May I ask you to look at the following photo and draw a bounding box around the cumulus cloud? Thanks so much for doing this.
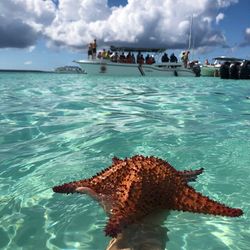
[0,16,38,48]
[0,0,56,48]
[0,0,239,52]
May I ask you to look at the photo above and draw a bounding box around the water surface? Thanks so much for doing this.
[0,73,249,249]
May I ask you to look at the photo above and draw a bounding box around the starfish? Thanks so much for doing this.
[52,155,243,237]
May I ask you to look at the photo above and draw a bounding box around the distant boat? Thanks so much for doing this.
[201,56,244,77]
[55,66,86,74]
[74,46,201,77]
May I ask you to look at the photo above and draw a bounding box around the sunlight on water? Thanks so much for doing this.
[0,73,249,249]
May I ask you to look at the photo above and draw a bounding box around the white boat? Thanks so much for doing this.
[75,46,200,77]
[201,56,244,77]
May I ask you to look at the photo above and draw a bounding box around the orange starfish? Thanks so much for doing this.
[52,155,243,237]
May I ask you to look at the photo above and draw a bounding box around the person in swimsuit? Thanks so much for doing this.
[182,50,190,68]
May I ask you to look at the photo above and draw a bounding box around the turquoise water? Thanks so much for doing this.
[0,72,249,250]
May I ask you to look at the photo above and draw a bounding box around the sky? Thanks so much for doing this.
[0,0,249,71]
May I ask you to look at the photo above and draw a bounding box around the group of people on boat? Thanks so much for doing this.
[161,53,178,63]
[161,50,190,67]
[96,49,156,65]
[87,39,191,67]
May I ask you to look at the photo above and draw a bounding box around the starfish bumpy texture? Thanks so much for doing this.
[53,155,243,237]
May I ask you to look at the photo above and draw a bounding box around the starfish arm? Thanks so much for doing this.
[172,185,243,217]
[104,203,149,238]
[52,161,126,196]
[105,211,127,237]
[178,168,204,182]
[52,179,91,194]
[112,156,122,164]
[104,170,146,237]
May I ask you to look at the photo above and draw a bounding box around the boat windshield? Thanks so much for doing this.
[213,57,244,62]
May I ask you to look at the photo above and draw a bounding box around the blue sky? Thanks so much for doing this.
[0,0,249,71]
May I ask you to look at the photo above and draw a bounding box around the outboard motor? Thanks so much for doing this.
[220,62,230,79]
[229,62,239,79]
[189,61,201,77]
[193,64,201,77]
[239,60,250,79]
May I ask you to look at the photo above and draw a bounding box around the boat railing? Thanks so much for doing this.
[82,57,186,67]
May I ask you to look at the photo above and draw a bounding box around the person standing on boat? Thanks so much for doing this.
[181,50,190,68]
[92,39,97,60]
[88,43,93,60]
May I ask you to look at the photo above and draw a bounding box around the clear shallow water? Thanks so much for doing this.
[0,72,249,250]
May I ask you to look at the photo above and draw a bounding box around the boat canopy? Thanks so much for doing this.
[213,56,244,62]
[110,45,166,53]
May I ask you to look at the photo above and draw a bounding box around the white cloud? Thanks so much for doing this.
[44,0,230,49]
[240,27,250,47]
[216,0,238,8]
[0,0,56,27]
[28,45,36,52]
[216,13,224,24]
[0,0,56,48]
[0,0,240,51]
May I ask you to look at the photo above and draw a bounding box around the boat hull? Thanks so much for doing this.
[201,65,220,77]
[75,60,198,77]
